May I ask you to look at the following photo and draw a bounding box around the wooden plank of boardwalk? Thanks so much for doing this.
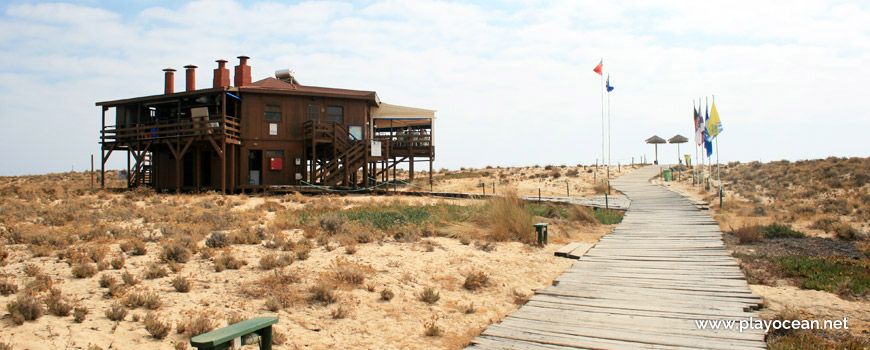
[467,165,767,349]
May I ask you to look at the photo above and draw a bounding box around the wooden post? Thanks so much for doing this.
[230,144,235,193]
[605,192,609,210]
[221,141,226,195]
[538,188,541,203]
[566,182,569,197]
[127,149,131,188]
[221,93,227,194]
[101,107,106,188]
[91,154,94,188]
[482,182,485,196]
[196,145,201,190]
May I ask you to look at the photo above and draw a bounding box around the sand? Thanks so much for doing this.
[0,169,620,349]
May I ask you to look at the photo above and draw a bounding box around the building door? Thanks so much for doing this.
[200,151,212,187]
[248,150,262,185]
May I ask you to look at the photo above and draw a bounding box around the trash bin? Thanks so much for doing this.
[663,169,673,181]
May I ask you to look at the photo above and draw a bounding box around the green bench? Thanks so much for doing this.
[190,316,278,350]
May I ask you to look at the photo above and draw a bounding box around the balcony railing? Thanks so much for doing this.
[101,115,240,144]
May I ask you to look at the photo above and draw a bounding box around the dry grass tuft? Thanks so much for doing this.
[478,194,534,244]
[143,263,168,279]
[259,253,294,270]
[73,306,88,323]
[463,271,489,291]
[732,225,764,244]
[380,288,394,301]
[144,312,171,339]
[0,279,18,296]
[182,313,216,337]
[331,305,349,319]
[419,287,440,305]
[214,252,248,272]
[309,284,336,305]
[567,205,598,225]
[323,257,373,288]
[71,262,98,278]
[105,301,127,321]
[172,275,191,293]
[6,294,44,324]
[160,242,191,264]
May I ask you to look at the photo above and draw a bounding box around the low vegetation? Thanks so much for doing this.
[0,167,617,348]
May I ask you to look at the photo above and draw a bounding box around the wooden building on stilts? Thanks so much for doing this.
[97,56,435,193]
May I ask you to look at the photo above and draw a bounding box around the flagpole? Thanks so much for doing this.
[706,96,711,191]
[714,95,722,207]
[607,78,611,180]
[692,99,698,187]
[698,97,703,188]
[600,58,605,184]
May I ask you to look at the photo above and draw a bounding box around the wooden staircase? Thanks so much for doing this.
[129,151,153,187]
[304,120,368,187]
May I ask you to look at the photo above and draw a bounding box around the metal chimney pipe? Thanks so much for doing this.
[163,68,176,94]
[184,64,197,91]
[234,55,251,87]
[213,60,230,88]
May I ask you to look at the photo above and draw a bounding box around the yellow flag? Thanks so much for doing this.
[706,101,723,138]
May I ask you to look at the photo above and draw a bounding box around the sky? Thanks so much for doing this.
[0,0,868,176]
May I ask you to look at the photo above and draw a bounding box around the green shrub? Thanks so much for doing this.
[776,256,870,297]
[592,209,624,225]
[762,224,805,239]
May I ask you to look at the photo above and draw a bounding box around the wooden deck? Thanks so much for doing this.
[467,165,766,349]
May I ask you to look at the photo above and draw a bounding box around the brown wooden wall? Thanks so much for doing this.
[148,91,369,190]
[237,92,368,187]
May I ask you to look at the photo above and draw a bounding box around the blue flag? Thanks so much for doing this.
[606,74,614,92]
[704,105,713,157]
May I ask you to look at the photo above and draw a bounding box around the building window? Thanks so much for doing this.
[264,104,281,121]
[265,150,284,158]
[327,106,343,123]
[307,105,319,120]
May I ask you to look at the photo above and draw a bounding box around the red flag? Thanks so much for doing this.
[593,60,603,75]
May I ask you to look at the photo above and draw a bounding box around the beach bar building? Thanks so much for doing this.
[97,56,435,193]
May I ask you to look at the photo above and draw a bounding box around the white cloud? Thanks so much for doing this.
[0,0,868,176]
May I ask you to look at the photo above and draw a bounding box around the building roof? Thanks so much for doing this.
[244,77,380,105]
[96,77,380,107]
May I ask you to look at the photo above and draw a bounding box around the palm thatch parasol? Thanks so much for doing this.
[646,135,666,164]
[668,134,689,164]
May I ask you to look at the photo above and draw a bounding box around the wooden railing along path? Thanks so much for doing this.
[466,165,767,349]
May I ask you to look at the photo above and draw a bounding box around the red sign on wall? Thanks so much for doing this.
[270,157,283,170]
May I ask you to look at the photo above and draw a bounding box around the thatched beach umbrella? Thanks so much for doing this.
[646,135,666,164]
[668,134,689,165]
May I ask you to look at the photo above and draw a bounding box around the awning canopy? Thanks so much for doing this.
[372,103,436,129]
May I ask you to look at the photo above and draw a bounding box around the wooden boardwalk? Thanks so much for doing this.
[467,166,766,349]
